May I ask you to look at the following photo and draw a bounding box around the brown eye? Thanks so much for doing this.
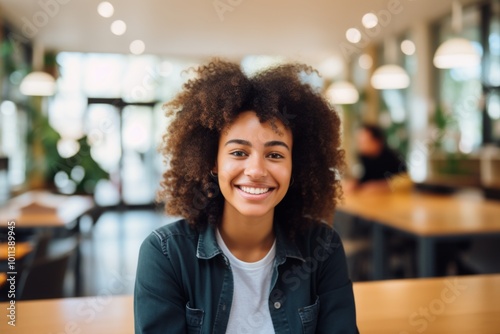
[267,153,284,159]
[230,151,247,157]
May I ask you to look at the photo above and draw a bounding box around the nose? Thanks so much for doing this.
[244,155,267,179]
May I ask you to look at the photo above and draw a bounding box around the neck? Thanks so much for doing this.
[219,204,275,262]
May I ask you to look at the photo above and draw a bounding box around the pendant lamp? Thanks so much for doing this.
[20,43,56,96]
[371,38,410,90]
[433,1,480,69]
[325,81,359,105]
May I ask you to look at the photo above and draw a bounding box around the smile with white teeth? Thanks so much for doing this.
[239,186,270,195]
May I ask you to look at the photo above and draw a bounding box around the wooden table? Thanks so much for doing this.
[0,295,134,334]
[0,273,6,288]
[0,242,33,291]
[354,274,500,334]
[338,190,500,278]
[0,191,95,296]
[0,242,33,261]
[0,191,94,229]
[0,275,498,333]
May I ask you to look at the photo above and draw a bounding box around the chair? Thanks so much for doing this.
[334,212,373,281]
[458,238,500,274]
[18,235,79,300]
[334,211,418,280]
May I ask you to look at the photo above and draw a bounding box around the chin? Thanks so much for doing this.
[231,203,274,219]
[238,209,272,218]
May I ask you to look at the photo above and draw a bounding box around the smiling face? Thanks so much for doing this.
[214,111,293,222]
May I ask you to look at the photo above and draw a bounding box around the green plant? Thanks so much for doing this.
[26,97,109,194]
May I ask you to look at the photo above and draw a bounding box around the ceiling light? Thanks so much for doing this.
[401,40,416,56]
[325,81,359,105]
[130,40,146,55]
[20,71,56,96]
[433,1,481,69]
[362,13,378,29]
[358,54,373,69]
[346,28,362,43]
[20,42,56,96]
[111,20,126,35]
[97,2,114,18]
[433,38,480,68]
[371,65,410,90]
[372,38,411,90]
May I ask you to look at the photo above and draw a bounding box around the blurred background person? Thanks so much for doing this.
[344,124,412,194]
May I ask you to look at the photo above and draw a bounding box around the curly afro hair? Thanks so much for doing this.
[158,59,344,238]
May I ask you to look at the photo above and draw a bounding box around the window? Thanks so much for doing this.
[0,25,31,190]
[483,0,500,144]
[435,5,483,154]
[51,53,201,205]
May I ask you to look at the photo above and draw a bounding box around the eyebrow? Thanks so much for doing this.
[224,139,290,151]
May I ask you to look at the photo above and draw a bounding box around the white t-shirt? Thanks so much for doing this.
[216,229,276,334]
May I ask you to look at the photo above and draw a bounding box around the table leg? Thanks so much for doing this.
[372,223,386,280]
[75,239,82,296]
[74,217,83,297]
[417,237,435,277]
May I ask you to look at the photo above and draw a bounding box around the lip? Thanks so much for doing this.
[235,185,275,201]
[236,183,275,188]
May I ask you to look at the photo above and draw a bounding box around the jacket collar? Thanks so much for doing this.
[196,224,222,260]
[196,222,305,263]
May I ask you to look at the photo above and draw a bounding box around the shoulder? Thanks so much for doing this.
[292,221,343,255]
[142,219,199,256]
[381,146,402,161]
[152,219,199,239]
[300,221,337,239]
[282,221,349,286]
[381,147,406,171]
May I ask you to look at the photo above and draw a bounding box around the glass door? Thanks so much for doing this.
[86,99,162,207]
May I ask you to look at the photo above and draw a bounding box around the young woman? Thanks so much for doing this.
[134,60,358,333]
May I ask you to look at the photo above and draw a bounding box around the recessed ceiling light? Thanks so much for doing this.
[401,40,416,56]
[130,40,145,55]
[362,13,378,29]
[346,28,362,43]
[111,20,126,35]
[97,2,114,18]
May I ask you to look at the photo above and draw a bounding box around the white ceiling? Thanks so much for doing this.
[0,0,478,62]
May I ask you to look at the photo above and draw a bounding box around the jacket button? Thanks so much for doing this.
[274,302,281,309]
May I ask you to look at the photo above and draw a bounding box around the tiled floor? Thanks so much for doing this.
[78,209,178,297]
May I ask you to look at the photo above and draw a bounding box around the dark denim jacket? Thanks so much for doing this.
[134,219,358,333]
